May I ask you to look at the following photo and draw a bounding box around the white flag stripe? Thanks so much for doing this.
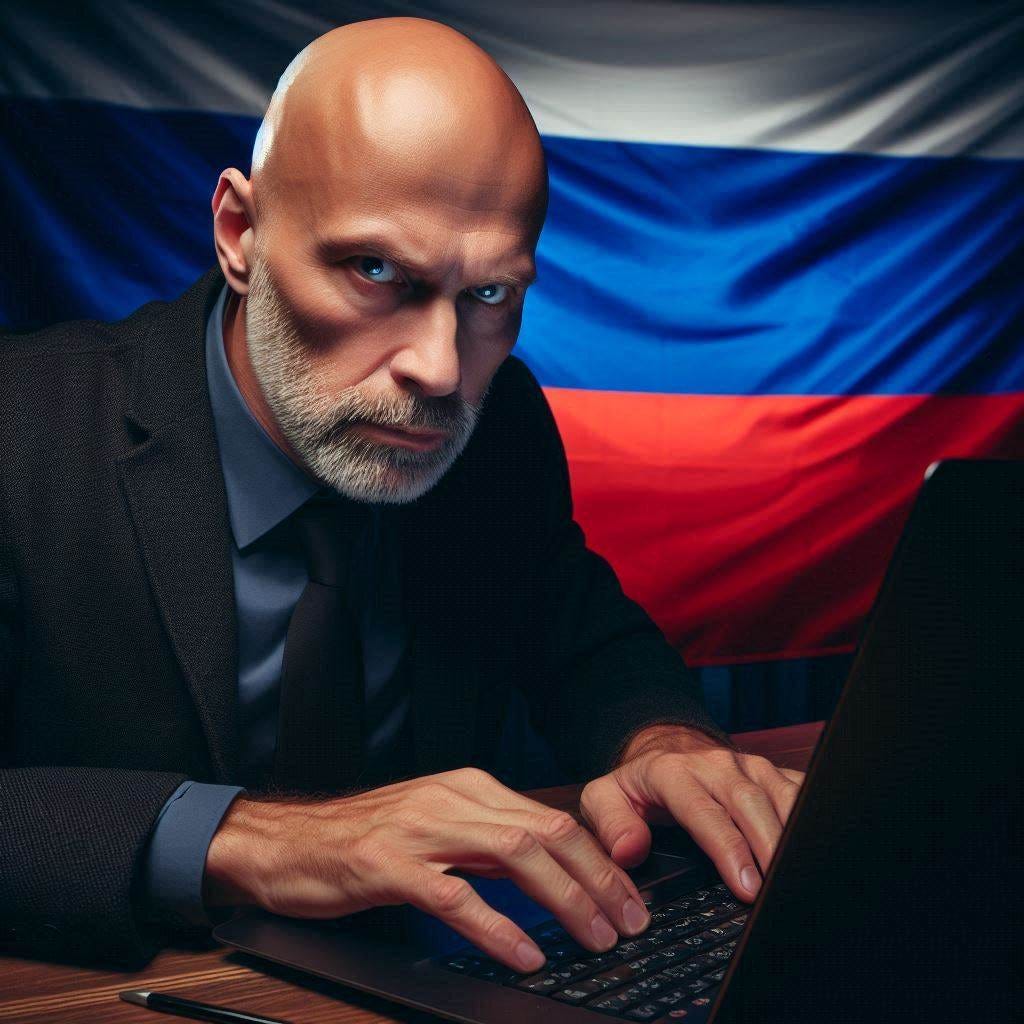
[1,1,1021,159]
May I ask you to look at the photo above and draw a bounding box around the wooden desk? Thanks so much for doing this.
[0,722,824,1024]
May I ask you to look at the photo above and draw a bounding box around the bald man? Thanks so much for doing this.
[0,18,803,971]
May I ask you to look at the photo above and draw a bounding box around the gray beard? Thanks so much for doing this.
[244,255,485,504]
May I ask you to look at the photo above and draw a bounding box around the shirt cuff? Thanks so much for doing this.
[135,780,246,929]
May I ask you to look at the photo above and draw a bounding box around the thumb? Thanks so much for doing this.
[580,774,652,869]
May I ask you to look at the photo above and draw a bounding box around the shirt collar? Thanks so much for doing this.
[205,283,320,550]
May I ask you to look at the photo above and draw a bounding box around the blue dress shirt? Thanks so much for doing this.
[135,283,409,929]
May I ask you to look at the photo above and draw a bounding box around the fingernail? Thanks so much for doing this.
[740,865,761,896]
[622,897,649,934]
[590,913,618,948]
[515,940,545,973]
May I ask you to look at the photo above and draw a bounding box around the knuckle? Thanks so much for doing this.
[560,877,588,907]
[418,781,454,805]
[721,832,751,861]
[479,912,516,947]
[454,766,493,788]
[644,750,675,771]
[394,808,432,834]
[688,797,726,824]
[731,782,766,808]
[538,811,580,844]
[429,875,475,915]
[578,781,603,818]
[648,752,689,782]
[495,826,537,859]
[591,861,625,899]
[705,746,738,766]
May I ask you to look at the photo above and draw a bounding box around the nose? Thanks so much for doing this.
[389,299,461,398]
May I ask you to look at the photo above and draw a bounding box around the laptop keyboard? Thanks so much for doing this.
[438,878,745,1023]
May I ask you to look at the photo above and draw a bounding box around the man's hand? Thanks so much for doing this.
[580,725,806,901]
[204,767,652,974]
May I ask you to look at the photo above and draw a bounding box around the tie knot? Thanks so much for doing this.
[292,491,375,588]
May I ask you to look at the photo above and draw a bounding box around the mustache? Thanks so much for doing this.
[313,386,480,442]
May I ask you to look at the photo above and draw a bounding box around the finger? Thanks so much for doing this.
[737,754,802,826]
[398,860,547,974]
[495,807,650,937]
[645,765,763,902]
[780,768,806,785]
[437,819,622,954]
[579,773,653,871]
[695,756,785,874]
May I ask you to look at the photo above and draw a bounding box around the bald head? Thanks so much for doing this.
[251,17,547,235]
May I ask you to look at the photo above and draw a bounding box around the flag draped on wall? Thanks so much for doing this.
[2,1,1022,669]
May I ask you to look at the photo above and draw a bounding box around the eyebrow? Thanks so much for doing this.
[316,233,537,289]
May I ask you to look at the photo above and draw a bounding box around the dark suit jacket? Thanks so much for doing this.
[0,267,725,968]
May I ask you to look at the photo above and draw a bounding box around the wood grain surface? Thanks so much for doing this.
[0,722,824,1023]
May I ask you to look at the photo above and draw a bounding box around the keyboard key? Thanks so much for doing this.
[469,960,520,984]
[649,902,704,926]
[652,986,721,1023]
[515,970,567,993]
[627,1002,664,1020]
[589,962,645,987]
[553,986,598,1005]
[656,986,699,1006]
[548,960,601,983]
[614,939,648,959]
[442,954,485,973]
[553,978,611,1001]
[544,941,587,960]
[659,913,730,943]
[681,948,733,975]
[662,959,706,980]
[704,940,737,962]
[589,990,643,1015]
[702,902,742,918]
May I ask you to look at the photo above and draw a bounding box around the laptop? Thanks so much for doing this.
[214,458,1022,1023]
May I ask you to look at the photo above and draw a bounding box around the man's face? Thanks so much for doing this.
[243,154,541,505]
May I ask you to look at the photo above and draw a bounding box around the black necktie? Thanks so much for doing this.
[271,491,371,792]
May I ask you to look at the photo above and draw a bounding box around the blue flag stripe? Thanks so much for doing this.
[3,98,1021,398]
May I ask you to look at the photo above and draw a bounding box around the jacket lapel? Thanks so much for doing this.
[116,268,240,782]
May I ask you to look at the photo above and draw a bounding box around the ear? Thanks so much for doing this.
[212,168,257,294]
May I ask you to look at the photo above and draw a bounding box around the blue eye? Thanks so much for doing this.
[355,255,401,283]
[471,283,509,305]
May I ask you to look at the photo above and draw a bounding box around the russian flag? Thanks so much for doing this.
[2,2,1021,673]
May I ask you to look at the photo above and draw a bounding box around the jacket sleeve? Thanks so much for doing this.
[512,362,732,783]
[0,514,190,968]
